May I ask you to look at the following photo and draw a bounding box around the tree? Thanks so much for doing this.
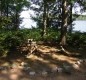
[30,0,60,38]
[10,0,30,30]
[0,0,30,30]
[60,0,68,46]
[42,0,47,37]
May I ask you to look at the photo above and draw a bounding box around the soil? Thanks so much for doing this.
[0,44,86,80]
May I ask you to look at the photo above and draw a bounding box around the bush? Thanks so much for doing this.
[0,30,27,57]
[42,28,60,42]
[25,28,42,41]
[67,31,86,48]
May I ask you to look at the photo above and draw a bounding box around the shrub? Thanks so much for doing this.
[0,30,27,57]
[67,31,86,48]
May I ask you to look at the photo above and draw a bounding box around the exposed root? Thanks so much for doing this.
[60,46,71,56]
[58,46,82,57]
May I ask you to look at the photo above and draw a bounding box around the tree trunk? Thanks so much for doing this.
[0,0,2,16]
[60,0,68,46]
[15,11,19,30]
[68,3,72,33]
[14,9,19,30]
[43,0,47,38]
[6,1,9,29]
[6,0,9,17]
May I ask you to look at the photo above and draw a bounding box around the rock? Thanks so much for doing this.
[21,62,29,67]
[11,63,18,69]
[20,62,31,71]
[57,68,63,73]
[29,71,36,76]
[63,67,71,74]
[41,70,48,76]
[63,65,71,70]
[0,66,4,70]
[23,67,31,70]
[51,66,58,73]
[63,64,72,74]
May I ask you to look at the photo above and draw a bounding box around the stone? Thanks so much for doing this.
[11,64,18,69]
[23,67,31,71]
[0,66,4,70]
[21,62,29,67]
[63,65,71,70]
[57,67,63,73]
[51,67,58,73]
[29,71,36,76]
[62,64,72,74]
[63,67,71,74]
[41,70,48,76]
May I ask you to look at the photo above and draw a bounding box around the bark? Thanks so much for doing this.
[15,11,19,29]
[0,0,2,16]
[14,9,19,30]
[43,0,47,38]
[6,1,9,29]
[68,3,73,33]
[60,0,68,46]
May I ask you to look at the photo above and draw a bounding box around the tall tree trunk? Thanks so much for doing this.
[6,4,8,17]
[15,10,19,30]
[13,5,19,30]
[68,3,72,33]
[60,0,68,46]
[6,1,9,29]
[46,6,49,28]
[0,0,2,16]
[43,0,47,38]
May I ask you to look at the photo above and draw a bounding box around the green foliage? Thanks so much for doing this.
[25,28,42,41]
[20,28,60,42]
[0,16,11,29]
[25,28,60,42]
[67,31,86,47]
[0,27,85,57]
[43,28,60,42]
[0,0,30,30]
[0,30,27,57]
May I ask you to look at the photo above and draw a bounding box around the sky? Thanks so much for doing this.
[20,2,86,32]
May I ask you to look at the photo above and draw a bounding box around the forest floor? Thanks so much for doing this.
[0,44,86,80]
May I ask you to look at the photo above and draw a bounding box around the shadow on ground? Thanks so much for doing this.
[0,44,86,80]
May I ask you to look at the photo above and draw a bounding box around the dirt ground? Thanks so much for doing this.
[0,45,86,80]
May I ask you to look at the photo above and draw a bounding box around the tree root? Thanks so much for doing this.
[58,46,82,57]
[59,46,71,56]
